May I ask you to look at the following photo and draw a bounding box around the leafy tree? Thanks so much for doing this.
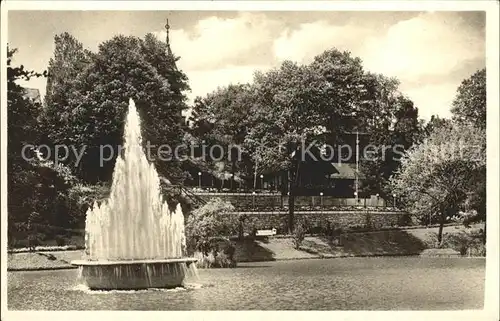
[188,48,423,231]
[7,47,83,245]
[390,122,486,244]
[243,49,422,231]
[43,34,190,183]
[308,49,367,133]
[245,60,332,233]
[451,68,486,129]
[450,68,487,242]
[190,83,255,189]
[7,47,46,225]
[41,33,93,150]
[360,90,422,198]
[423,115,451,136]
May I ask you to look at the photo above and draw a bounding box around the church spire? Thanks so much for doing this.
[165,19,173,57]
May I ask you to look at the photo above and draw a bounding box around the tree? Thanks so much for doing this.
[390,122,486,244]
[308,49,367,133]
[43,34,190,183]
[190,83,256,190]
[245,60,335,233]
[7,47,82,245]
[451,68,486,129]
[357,73,423,198]
[42,33,94,150]
[423,115,451,136]
[450,68,487,242]
[7,47,46,225]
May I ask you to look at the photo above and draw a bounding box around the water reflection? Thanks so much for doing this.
[8,258,485,310]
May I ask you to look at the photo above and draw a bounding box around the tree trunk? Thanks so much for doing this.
[437,212,445,246]
[287,160,300,234]
[288,173,295,234]
[253,163,258,190]
[482,220,486,245]
[230,157,236,191]
[238,221,244,240]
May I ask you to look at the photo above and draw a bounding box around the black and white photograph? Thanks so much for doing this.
[1,1,499,318]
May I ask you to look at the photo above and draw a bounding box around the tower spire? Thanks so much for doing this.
[165,19,170,47]
[164,19,174,59]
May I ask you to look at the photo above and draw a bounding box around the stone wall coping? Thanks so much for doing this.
[227,211,405,215]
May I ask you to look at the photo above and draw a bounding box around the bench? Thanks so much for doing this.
[256,228,277,237]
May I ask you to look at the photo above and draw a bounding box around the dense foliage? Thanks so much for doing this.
[185,198,240,255]
[41,33,190,183]
[8,31,191,246]
[451,68,486,129]
[7,47,89,247]
[390,68,487,244]
[192,49,423,232]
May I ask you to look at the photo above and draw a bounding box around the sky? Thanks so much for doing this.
[8,10,486,120]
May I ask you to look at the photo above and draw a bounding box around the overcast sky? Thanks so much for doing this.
[8,10,485,120]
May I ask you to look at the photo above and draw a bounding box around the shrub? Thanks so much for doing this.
[293,222,306,249]
[194,237,237,268]
[347,224,365,231]
[398,213,413,227]
[425,228,485,256]
[27,233,44,251]
[185,198,239,254]
[54,235,66,246]
[443,229,485,256]
[195,250,236,268]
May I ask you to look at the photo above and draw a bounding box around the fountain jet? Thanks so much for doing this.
[71,98,197,290]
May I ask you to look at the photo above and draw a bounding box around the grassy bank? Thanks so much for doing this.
[7,224,483,271]
[7,250,82,271]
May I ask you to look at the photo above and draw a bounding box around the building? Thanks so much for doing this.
[185,131,375,199]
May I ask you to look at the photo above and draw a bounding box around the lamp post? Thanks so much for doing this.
[375,193,379,208]
[198,172,202,189]
[392,193,396,209]
[355,131,359,204]
[260,174,264,190]
[252,191,256,209]
[320,192,324,210]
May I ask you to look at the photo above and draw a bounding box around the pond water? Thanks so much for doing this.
[8,257,484,310]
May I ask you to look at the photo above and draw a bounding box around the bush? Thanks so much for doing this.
[398,213,413,226]
[194,237,237,268]
[425,228,485,256]
[27,233,44,251]
[185,198,239,254]
[54,235,66,246]
[443,229,485,256]
[347,224,366,231]
[195,250,236,268]
[293,222,306,249]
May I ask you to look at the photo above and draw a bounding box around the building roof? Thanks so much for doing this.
[329,163,364,179]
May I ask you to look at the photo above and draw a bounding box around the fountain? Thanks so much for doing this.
[71,98,197,290]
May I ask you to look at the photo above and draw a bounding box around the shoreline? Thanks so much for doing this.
[8,251,485,272]
[8,224,484,272]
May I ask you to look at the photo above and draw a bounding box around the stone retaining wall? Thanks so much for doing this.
[195,193,387,209]
[221,211,411,234]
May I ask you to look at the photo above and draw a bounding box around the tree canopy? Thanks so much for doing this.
[191,48,424,231]
[42,33,190,184]
[390,68,487,243]
[390,122,485,242]
[451,68,486,129]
